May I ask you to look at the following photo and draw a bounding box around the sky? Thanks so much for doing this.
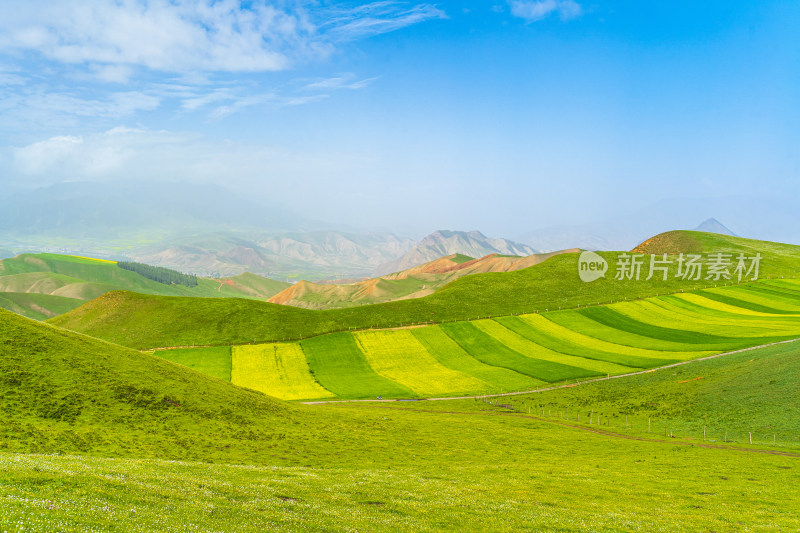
[0,0,798,237]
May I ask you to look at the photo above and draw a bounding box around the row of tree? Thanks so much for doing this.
[117,261,198,287]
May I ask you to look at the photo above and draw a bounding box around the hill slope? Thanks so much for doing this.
[269,249,578,309]
[50,231,800,350]
[153,279,800,400]
[0,307,396,464]
[0,253,290,319]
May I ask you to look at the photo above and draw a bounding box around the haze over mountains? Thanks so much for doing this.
[374,230,538,276]
[3,181,798,279]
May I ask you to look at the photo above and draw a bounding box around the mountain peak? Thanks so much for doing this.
[374,230,538,276]
[693,218,738,237]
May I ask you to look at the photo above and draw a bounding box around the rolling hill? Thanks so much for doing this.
[268,249,579,309]
[49,231,800,350]
[0,252,290,319]
[4,307,800,531]
[152,279,800,400]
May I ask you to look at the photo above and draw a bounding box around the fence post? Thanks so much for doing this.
[749,432,752,445]
[703,426,706,441]
[648,417,651,433]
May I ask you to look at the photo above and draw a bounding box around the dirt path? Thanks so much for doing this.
[302,337,800,405]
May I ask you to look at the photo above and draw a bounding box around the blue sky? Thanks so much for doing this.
[0,0,798,237]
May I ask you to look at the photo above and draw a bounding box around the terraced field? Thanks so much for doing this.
[156,280,800,400]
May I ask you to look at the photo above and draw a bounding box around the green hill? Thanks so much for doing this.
[0,302,800,532]
[0,253,290,319]
[3,310,800,531]
[143,279,800,400]
[503,339,800,446]
[49,231,800,350]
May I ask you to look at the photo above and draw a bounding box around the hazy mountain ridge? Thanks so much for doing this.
[375,230,538,276]
[269,248,579,309]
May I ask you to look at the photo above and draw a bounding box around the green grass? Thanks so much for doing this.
[450,253,474,264]
[0,253,290,319]
[503,341,800,446]
[440,321,601,382]
[4,306,800,531]
[410,325,544,392]
[494,315,681,368]
[0,292,84,320]
[49,231,800,350]
[155,346,232,381]
[353,330,487,396]
[134,281,800,401]
[300,333,414,399]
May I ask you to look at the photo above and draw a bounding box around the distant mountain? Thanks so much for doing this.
[0,181,416,280]
[133,230,416,279]
[270,249,579,309]
[375,230,538,276]
[520,196,798,252]
[693,218,737,236]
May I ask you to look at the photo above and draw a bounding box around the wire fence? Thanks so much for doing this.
[477,395,800,450]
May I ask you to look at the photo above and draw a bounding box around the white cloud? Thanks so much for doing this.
[8,127,371,191]
[0,1,444,76]
[302,75,377,91]
[324,2,447,41]
[509,0,582,22]
[208,93,328,119]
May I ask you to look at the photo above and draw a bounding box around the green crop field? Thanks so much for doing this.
[48,231,800,350]
[139,279,800,401]
[2,307,800,531]
[301,333,414,399]
[354,329,487,396]
[155,346,232,381]
[0,252,290,319]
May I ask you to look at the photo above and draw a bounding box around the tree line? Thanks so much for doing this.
[117,261,198,287]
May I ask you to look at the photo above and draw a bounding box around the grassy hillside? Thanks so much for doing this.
[0,307,367,464]
[148,280,800,401]
[5,302,800,530]
[0,252,290,319]
[502,339,800,447]
[50,231,800,349]
[268,249,578,310]
[3,331,800,530]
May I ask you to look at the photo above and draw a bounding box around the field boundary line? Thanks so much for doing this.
[301,337,800,404]
[142,278,800,351]
[358,404,800,458]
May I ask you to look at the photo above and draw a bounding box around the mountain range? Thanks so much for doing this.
[374,230,538,276]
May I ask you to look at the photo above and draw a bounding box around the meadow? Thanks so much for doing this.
[153,279,800,401]
[4,231,800,531]
[49,231,800,350]
[0,252,290,319]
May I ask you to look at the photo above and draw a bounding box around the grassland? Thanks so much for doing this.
[49,231,800,350]
[0,252,290,319]
[4,283,800,530]
[498,340,800,448]
[154,346,232,381]
[134,278,800,401]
